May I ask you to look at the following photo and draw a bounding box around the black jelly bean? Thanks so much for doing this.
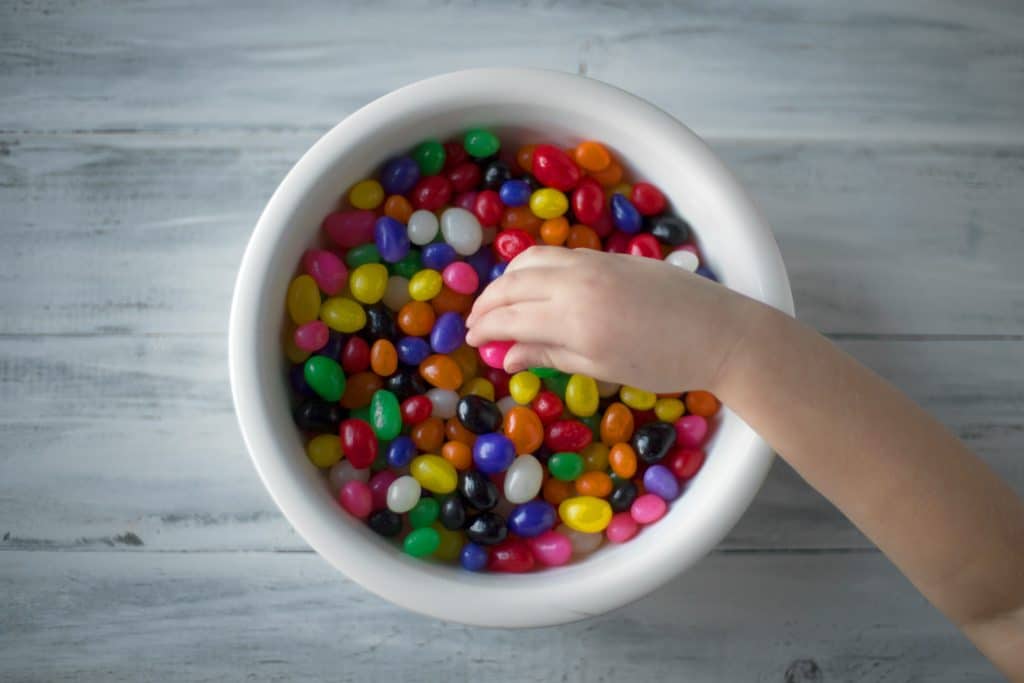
[631,421,677,463]
[481,159,512,191]
[367,509,403,537]
[465,511,508,546]
[646,215,691,246]
[385,369,430,401]
[360,304,398,342]
[438,495,468,531]
[459,470,499,511]
[521,174,541,192]
[609,479,639,513]
[318,331,346,361]
[293,399,343,433]
[533,444,553,465]
[455,395,503,434]
[289,364,316,398]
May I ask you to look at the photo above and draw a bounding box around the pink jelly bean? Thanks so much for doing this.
[630,494,667,525]
[323,209,376,248]
[302,249,348,295]
[479,340,515,369]
[605,512,639,543]
[338,480,372,519]
[368,470,398,510]
[526,530,573,567]
[674,415,709,448]
[454,191,478,212]
[294,320,329,352]
[604,230,631,254]
[442,261,479,295]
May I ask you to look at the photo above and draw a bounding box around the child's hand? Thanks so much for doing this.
[464,246,761,392]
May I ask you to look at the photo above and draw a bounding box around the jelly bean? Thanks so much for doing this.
[630,493,667,524]
[643,464,680,501]
[610,194,642,234]
[340,336,370,374]
[397,395,431,426]
[604,230,632,254]
[338,417,378,469]
[406,209,439,247]
[349,405,372,423]
[303,355,346,402]
[573,140,611,172]
[382,275,412,311]
[696,265,719,281]
[384,195,414,224]
[558,496,612,533]
[321,296,367,333]
[426,388,459,419]
[605,511,639,543]
[385,475,421,513]
[528,188,568,219]
[404,526,441,557]
[284,329,311,364]
[500,206,542,234]
[367,509,403,537]
[508,500,556,538]
[433,522,464,561]
[539,216,570,245]
[439,494,468,530]
[665,248,700,272]
[530,389,563,425]
[442,140,469,171]
[323,209,376,248]
[386,435,416,468]
[328,460,370,496]
[627,233,661,259]
[411,175,452,211]
[632,421,677,463]
[306,433,342,468]
[365,470,395,510]
[408,497,440,529]
[460,541,489,571]
[369,339,398,377]
[302,249,348,296]
[340,372,382,409]
[408,268,442,302]
[575,471,613,498]
[608,442,639,479]
[393,337,428,368]
[648,215,690,246]
[564,374,599,417]
[487,538,535,573]
[498,179,530,207]
[571,177,605,225]
[478,340,514,370]
[338,480,373,519]
[674,414,708,448]
[362,303,398,342]
[654,397,686,423]
[548,452,584,481]
[685,390,720,417]
[318,330,346,361]
[480,159,513,191]
[580,412,601,439]
[412,139,446,176]
[481,365,510,398]
[444,417,476,448]
[421,244,457,273]
[429,311,466,354]
[463,128,500,158]
[503,406,544,455]
[455,190,478,212]
[368,389,401,440]
[545,420,593,451]
[294,320,329,352]
[287,275,321,325]
[465,247,496,288]
[397,301,436,336]
[557,523,604,557]
[527,530,572,566]
[289,363,316,398]
[431,285,474,316]
[411,416,445,452]
[465,511,507,546]
[389,251,424,282]
[411,454,458,494]
[438,263,476,298]
[580,442,609,472]
[628,182,666,216]
[451,346,481,382]
[472,190,503,226]
[532,144,581,191]
[440,207,484,255]
[508,371,541,405]
[459,470,499,511]
[348,179,384,210]
[589,160,623,187]
[346,243,381,269]
[566,224,601,250]
[419,354,463,390]
[620,385,657,410]
[374,216,410,264]
[472,433,516,474]
[672,447,706,479]
[440,440,472,471]
[542,477,575,506]
[294,399,343,433]
[599,402,634,446]
[448,161,482,193]
[609,478,639,513]
[503,454,544,504]
[456,395,502,434]
[380,155,420,195]
[609,182,633,199]
[494,228,535,261]
[370,451,390,474]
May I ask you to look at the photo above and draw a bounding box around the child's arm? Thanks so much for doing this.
[466,246,1024,678]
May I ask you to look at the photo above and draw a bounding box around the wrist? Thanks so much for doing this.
[706,294,782,402]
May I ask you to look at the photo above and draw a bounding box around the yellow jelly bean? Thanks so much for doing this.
[432,522,464,561]
[460,376,495,401]
[529,188,568,219]
[581,442,610,472]
[349,263,388,304]
[410,454,458,494]
[283,326,311,363]
[565,374,599,417]
[306,434,342,468]
[609,183,632,199]
[287,274,321,325]
[654,397,686,422]
[558,496,612,534]
[408,269,443,301]
[348,179,384,210]
[620,385,657,410]
[320,296,367,333]
[508,371,541,405]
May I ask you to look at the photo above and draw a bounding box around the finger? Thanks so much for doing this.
[505,245,574,273]
[465,267,557,326]
[503,342,596,376]
[464,301,563,348]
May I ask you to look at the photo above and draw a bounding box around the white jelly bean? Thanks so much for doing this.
[504,454,543,504]
[595,379,621,399]
[496,395,518,416]
[426,388,459,419]
[665,249,699,272]
[386,475,421,513]
[440,207,483,255]
[382,275,412,311]
[407,209,439,246]
[557,523,604,556]
[328,460,369,493]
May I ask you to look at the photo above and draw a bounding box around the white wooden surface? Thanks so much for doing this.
[1,1,1021,680]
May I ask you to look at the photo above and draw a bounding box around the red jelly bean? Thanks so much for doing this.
[401,395,433,424]
[443,140,468,171]
[494,228,535,261]
[532,144,581,191]
[323,210,376,248]
[473,190,504,226]
[630,182,667,216]
[571,178,604,225]
[341,336,370,374]
[604,230,632,254]
[545,419,593,451]
[455,191,478,212]
[487,538,536,573]
[627,233,661,259]
[590,207,614,238]
[531,390,564,425]
[339,418,378,469]
[481,365,510,399]
[632,408,658,427]
[411,176,452,211]
[668,447,706,480]
[447,161,481,193]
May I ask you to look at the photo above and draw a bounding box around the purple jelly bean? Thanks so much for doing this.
[489,262,507,282]
[642,464,680,501]
[379,156,420,195]
[374,216,410,264]
[421,242,458,271]
[465,247,495,287]
[696,265,718,282]
[386,435,416,468]
[289,364,316,398]
[498,179,531,207]
[319,331,345,361]
[472,433,516,474]
[610,194,642,234]
[430,311,466,354]
[396,336,431,366]
[507,500,557,538]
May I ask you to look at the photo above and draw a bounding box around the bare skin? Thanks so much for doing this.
[465,246,1024,679]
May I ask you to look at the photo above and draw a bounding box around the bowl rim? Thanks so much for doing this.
[229,67,794,627]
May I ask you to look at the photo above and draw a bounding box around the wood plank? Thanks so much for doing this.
[1,335,1019,552]
[2,0,1023,140]
[2,133,1022,336]
[0,550,998,681]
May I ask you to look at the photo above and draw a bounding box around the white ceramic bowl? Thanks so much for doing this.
[229,68,793,627]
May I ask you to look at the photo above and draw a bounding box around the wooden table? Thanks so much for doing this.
[2,2,1021,680]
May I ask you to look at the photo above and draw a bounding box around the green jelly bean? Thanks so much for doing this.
[369,389,402,441]
[345,244,381,268]
[349,404,371,423]
[412,140,445,176]
[389,249,422,279]
[408,497,440,529]
[529,367,562,378]
[543,372,570,399]
[303,356,346,402]
[371,449,389,473]
[463,128,500,158]
[403,527,441,557]
[580,413,601,440]
[548,452,584,481]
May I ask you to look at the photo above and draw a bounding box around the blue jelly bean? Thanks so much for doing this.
[375,216,410,264]
[498,179,531,207]
[696,265,718,282]
[421,242,458,271]
[430,311,466,354]
[507,500,557,538]
[386,435,416,468]
[460,542,489,572]
[611,193,642,234]
[396,336,431,366]
[465,247,495,288]
[642,464,680,501]
[289,364,316,398]
[488,262,507,283]
[318,331,345,361]
[472,433,517,474]
[379,156,420,195]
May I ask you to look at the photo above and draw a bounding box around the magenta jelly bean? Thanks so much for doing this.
[479,340,514,369]
[338,480,373,519]
[606,512,639,543]
[368,469,398,510]
[294,320,329,352]
[323,209,376,248]
[674,414,709,448]
[442,261,479,295]
[526,530,573,567]
[455,191,478,212]
[302,249,348,295]
[630,493,667,524]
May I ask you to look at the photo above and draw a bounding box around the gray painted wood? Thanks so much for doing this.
[0,550,1001,682]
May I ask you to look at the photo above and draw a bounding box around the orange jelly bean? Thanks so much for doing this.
[542,477,575,506]
[589,160,623,187]
[340,372,383,409]
[419,354,463,390]
[397,301,436,336]
[539,217,570,245]
[573,141,611,172]
[609,443,638,479]
[500,206,542,235]
[370,339,398,376]
[503,406,544,455]
[685,390,721,417]
[567,224,601,250]
[448,344,479,381]
[600,402,635,445]
[575,471,613,498]
[441,440,473,471]
[445,417,477,446]
[383,195,413,224]
[411,417,445,452]
[516,145,535,173]
[431,285,474,316]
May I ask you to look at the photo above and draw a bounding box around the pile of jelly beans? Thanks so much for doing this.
[285,130,720,572]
